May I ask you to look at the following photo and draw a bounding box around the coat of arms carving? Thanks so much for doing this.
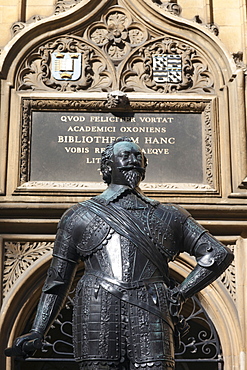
[51,52,82,81]
[153,54,182,83]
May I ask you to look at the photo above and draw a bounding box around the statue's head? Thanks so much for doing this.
[101,137,147,188]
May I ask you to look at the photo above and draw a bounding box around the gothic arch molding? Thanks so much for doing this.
[0,0,238,89]
[171,254,241,370]
[0,253,52,361]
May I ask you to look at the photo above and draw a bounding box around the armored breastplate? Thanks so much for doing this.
[84,228,158,282]
[73,191,186,282]
[75,193,162,282]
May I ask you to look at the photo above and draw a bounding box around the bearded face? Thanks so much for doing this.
[109,141,146,187]
[121,168,143,189]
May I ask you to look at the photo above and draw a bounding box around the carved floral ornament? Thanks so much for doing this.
[16,6,215,93]
[17,37,113,92]
[121,38,214,93]
[151,0,182,16]
[3,241,54,299]
[85,7,148,63]
[220,245,236,301]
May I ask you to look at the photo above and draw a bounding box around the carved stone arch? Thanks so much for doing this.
[0,0,111,83]
[123,0,237,86]
[0,0,238,89]
[0,252,52,351]
[4,1,238,100]
[0,0,240,114]
[170,254,241,370]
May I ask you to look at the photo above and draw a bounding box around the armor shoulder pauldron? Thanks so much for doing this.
[147,204,187,261]
[75,210,111,257]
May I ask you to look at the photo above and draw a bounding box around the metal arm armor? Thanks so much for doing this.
[182,216,208,254]
[30,205,81,336]
[31,256,78,336]
[178,230,234,300]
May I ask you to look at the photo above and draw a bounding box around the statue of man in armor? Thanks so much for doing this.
[6,137,233,369]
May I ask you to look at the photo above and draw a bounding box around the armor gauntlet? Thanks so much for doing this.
[31,255,78,336]
[177,229,234,300]
[6,255,78,357]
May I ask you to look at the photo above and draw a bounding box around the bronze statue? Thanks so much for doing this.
[6,137,233,369]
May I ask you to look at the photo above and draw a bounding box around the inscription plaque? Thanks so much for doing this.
[30,111,204,185]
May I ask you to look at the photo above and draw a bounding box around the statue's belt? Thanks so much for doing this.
[87,270,174,332]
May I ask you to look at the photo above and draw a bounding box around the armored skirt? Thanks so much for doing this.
[73,273,175,368]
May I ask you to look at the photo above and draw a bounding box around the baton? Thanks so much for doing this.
[4,338,42,357]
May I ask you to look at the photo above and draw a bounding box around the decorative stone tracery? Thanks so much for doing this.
[17,37,113,92]
[151,0,182,16]
[121,37,214,93]
[17,36,215,94]
[3,241,53,299]
[85,7,149,63]
[16,5,215,94]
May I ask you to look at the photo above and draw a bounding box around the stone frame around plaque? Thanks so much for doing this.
[15,96,220,195]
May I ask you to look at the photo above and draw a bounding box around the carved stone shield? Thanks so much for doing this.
[51,52,82,81]
[153,54,182,83]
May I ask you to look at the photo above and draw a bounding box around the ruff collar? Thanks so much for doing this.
[95,183,159,206]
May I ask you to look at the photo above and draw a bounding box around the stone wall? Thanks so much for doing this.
[0,0,246,59]
[0,1,247,369]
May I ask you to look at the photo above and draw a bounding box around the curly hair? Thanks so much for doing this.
[100,137,147,185]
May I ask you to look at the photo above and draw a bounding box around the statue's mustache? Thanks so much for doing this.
[117,166,145,173]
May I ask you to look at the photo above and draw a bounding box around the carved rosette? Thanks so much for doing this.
[3,241,53,298]
[17,37,113,92]
[85,6,148,64]
[121,37,214,93]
